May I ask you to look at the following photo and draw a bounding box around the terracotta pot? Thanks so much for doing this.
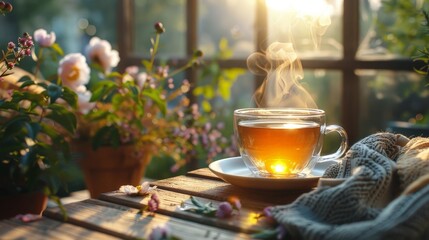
[73,141,152,198]
[0,191,47,220]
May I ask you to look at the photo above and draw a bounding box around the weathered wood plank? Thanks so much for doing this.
[0,217,118,239]
[186,168,222,181]
[99,189,273,234]
[44,199,250,240]
[151,175,307,210]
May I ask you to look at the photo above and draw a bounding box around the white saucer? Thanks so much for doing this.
[208,156,336,190]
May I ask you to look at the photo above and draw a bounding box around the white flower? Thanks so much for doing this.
[124,66,147,87]
[75,86,95,114]
[58,53,90,91]
[118,181,157,196]
[85,37,120,74]
[33,29,56,47]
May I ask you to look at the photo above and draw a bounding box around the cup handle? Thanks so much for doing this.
[319,125,348,162]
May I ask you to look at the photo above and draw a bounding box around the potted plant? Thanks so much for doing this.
[0,23,78,219]
[29,20,236,197]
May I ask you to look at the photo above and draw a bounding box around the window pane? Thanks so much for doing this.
[267,0,343,59]
[1,0,117,53]
[302,70,342,153]
[357,0,429,59]
[133,0,186,58]
[302,70,342,125]
[358,70,427,137]
[198,0,256,58]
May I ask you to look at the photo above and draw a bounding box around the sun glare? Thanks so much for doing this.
[265,0,332,17]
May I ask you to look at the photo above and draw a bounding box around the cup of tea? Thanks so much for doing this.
[234,108,348,178]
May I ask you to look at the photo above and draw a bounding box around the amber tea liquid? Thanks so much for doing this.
[237,120,321,176]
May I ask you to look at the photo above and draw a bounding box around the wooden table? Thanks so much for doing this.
[0,168,310,239]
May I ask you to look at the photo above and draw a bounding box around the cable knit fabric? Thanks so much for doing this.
[269,133,429,240]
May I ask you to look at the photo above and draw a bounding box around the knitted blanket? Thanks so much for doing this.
[270,133,429,240]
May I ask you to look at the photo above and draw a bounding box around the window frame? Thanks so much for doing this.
[116,0,415,144]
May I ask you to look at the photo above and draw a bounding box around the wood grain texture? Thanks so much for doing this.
[100,189,273,234]
[151,175,307,210]
[0,217,118,239]
[186,168,222,181]
[44,198,250,240]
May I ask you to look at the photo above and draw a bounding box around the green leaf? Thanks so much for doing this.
[0,100,19,110]
[51,43,64,56]
[201,100,212,112]
[142,89,167,115]
[142,60,152,71]
[92,125,120,149]
[90,81,117,102]
[46,104,77,134]
[61,87,78,109]
[47,84,62,103]
[17,76,35,89]
[106,71,123,79]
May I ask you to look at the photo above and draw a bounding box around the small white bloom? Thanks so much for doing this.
[136,72,147,88]
[118,185,139,195]
[76,89,95,114]
[118,181,157,196]
[58,53,90,91]
[85,37,120,74]
[34,29,56,47]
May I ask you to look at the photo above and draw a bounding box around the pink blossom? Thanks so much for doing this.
[75,87,95,114]
[215,202,233,218]
[14,214,42,223]
[33,29,56,47]
[85,37,119,74]
[58,53,90,90]
[148,193,160,212]
[148,225,170,240]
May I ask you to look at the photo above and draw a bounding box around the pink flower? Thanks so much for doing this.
[215,202,233,218]
[58,53,90,91]
[14,214,42,223]
[148,225,170,240]
[85,37,119,74]
[148,193,160,212]
[228,196,241,210]
[75,86,95,114]
[33,29,56,47]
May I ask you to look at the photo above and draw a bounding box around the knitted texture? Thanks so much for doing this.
[397,137,429,192]
[270,133,429,240]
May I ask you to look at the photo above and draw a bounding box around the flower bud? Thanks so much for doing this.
[24,48,31,56]
[194,50,203,58]
[7,62,14,69]
[0,2,5,9]
[7,42,15,50]
[25,40,34,48]
[154,22,165,34]
[4,2,12,12]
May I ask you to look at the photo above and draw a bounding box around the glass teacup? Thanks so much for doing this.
[234,108,348,178]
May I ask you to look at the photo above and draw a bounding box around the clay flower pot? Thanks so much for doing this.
[73,141,152,198]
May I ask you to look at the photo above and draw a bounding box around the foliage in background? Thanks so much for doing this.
[414,10,429,82]
[0,5,77,209]
[376,0,429,57]
[194,38,245,113]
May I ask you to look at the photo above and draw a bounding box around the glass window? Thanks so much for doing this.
[358,70,427,137]
[267,0,343,59]
[133,0,186,59]
[198,0,256,58]
[357,0,429,59]
[0,0,117,53]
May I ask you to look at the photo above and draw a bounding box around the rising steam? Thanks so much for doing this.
[248,1,332,108]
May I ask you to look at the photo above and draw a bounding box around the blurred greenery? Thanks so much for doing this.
[375,0,429,57]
